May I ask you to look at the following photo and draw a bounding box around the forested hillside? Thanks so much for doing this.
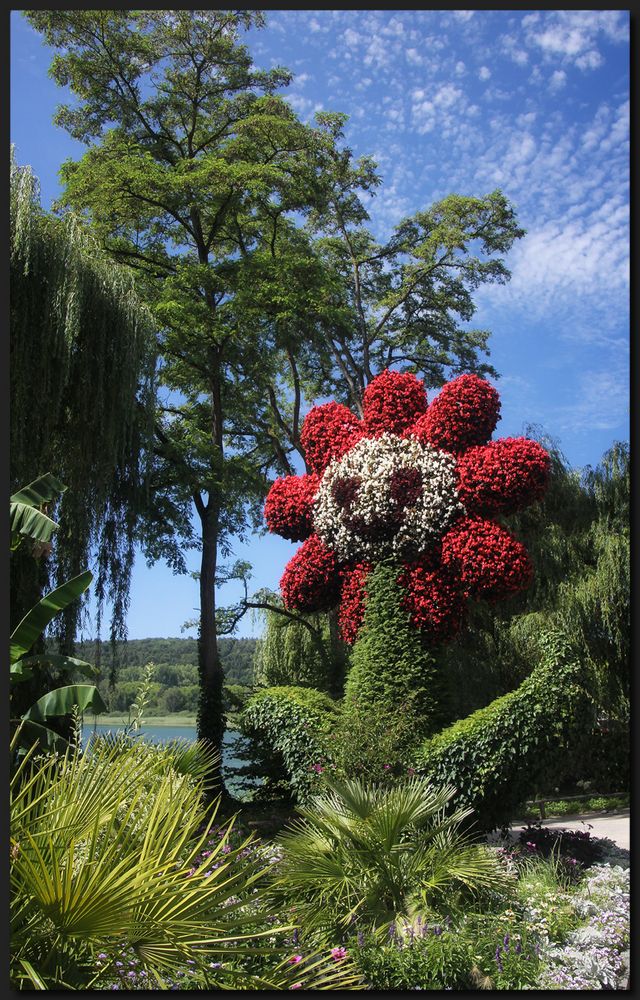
[77,637,259,687]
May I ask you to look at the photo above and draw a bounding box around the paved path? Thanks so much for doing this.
[495,810,630,851]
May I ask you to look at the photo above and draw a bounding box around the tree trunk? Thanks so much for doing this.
[197,503,229,801]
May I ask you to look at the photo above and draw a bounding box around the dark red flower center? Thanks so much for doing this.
[331,475,361,512]
[389,467,423,507]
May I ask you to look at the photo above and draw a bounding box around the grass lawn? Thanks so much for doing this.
[85,713,198,727]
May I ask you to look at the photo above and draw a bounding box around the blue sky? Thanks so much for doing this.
[10,10,630,641]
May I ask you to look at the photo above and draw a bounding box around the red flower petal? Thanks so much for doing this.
[441,516,533,600]
[363,369,428,436]
[264,474,319,542]
[337,561,372,645]
[280,534,342,612]
[412,374,500,453]
[300,402,364,474]
[398,559,466,641]
[457,437,551,516]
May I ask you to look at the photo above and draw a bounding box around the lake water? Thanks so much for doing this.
[81,723,259,797]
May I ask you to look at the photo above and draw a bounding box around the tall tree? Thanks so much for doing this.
[255,112,526,462]
[27,10,334,768]
[10,151,156,655]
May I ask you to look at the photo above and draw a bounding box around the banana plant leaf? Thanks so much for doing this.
[10,503,59,549]
[10,473,67,508]
[10,473,67,549]
[11,654,98,685]
[22,684,108,723]
[10,571,93,664]
[11,718,70,755]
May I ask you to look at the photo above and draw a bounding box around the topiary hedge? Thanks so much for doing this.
[239,686,340,803]
[414,630,597,831]
[344,561,449,741]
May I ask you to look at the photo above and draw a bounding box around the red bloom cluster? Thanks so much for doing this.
[413,374,500,454]
[264,473,319,541]
[280,534,341,612]
[338,562,372,645]
[441,517,533,600]
[363,369,428,435]
[300,402,363,474]
[398,560,466,641]
[457,438,550,516]
[264,367,550,645]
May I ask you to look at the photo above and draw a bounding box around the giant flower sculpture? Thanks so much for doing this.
[264,370,550,646]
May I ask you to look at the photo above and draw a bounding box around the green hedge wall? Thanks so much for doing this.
[239,686,339,802]
[414,630,597,831]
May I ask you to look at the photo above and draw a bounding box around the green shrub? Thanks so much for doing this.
[270,776,508,939]
[332,700,420,783]
[239,686,340,803]
[547,799,573,816]
[415,630,597,831]
[343,562,449,768]
[353,916,542,991]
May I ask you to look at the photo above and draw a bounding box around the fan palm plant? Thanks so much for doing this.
[10,730,362,990]
[270,776,511,937]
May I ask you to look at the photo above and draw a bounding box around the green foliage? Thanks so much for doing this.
[270,776,508,939]
[343,562,449,761]
[332,703,420,785]
[9,727,361,991]
[254,607,334,691]
[10,540,107,755]
[10,153,156,648]
[239,686,340,802]
[10,473,67,552]
[415,630,597,831]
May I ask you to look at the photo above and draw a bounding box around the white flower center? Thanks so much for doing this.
[313,433,464,561]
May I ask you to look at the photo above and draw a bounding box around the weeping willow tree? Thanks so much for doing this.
[10,150,156,660]
[254,606,346,694]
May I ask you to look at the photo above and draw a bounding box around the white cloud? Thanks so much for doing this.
[343,27,362,48]
[551,368,629,434]
[501,34,529,66]
[575,49,603,71]
[523,10,628,70]
[548,69,567,92]
[478,65,491,81]
[453,10,475,22]
[455,60,466,76]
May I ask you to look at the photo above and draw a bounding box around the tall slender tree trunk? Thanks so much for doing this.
[197,502,228,799]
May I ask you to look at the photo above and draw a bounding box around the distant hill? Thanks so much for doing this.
[76,636,259,687]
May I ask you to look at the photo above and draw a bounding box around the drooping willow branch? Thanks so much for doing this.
[10,150,157,659]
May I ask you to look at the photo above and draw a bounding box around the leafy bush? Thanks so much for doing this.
[546,799,573,816]
[516,823,605,869]
[353,912,543,990]
[270,776,509,939]
[332,700,420,783]
[239,686,340,802]
[415,630,596,831]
